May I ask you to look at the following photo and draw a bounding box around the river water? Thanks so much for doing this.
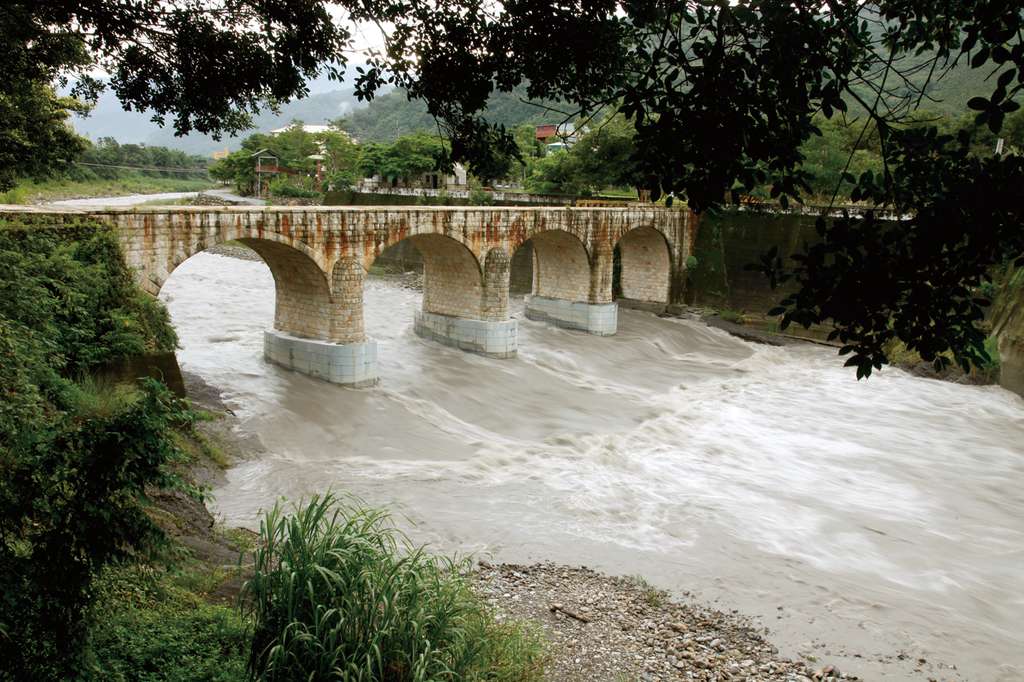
[161,251,1024,681]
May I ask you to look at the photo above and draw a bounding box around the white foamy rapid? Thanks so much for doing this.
[162,252,1024,681]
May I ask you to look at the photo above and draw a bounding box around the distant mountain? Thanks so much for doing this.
[339,87,565,142]
[846,52,998,120]
[69,67,377,156]
[340,64,998,145]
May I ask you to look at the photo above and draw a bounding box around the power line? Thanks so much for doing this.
[73,161,211,174]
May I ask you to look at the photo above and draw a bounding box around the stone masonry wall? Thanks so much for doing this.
[531,230,592,302]
[618,226,672,303]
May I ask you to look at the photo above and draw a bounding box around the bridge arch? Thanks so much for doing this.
[160,236,337,342]
[511,229,592,303]
[614,225,672,304]
[402,233,484,319]
[115,211,330,297]
[366,233,517,358]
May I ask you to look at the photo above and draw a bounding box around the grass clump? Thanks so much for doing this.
[716,308,746,325]
[243,493,546,682]
[630,575,667,608]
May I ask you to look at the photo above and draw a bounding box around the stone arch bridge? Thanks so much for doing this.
[9,206,697,386]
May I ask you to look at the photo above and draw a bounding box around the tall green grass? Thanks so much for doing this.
[243,493,545,682]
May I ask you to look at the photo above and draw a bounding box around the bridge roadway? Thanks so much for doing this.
[2,205,697,385]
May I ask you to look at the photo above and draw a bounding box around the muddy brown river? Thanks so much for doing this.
[161,251,1024,681]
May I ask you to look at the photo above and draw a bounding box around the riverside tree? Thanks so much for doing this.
[5,0,1023,375]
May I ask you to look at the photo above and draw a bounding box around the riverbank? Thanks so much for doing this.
[675,306,1001,386]
[0,175,216,204]
[171,369,861,682]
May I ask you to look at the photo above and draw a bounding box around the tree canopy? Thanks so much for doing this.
[343,0,1024,376]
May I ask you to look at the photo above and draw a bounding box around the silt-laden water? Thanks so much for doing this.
[162,252,1024,681]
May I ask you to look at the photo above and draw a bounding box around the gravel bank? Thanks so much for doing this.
[474,562,857,682]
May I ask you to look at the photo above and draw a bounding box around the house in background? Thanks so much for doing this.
[358,163,468,193]
[535,122,587,151]
[535,124,559,143]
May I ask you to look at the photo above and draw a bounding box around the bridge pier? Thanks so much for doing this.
[261,252,380,386]
[522,236,618,335]
[411,241,518,358]
[523,296,617,335]
[413,313,517,358]
[263,331,379,386]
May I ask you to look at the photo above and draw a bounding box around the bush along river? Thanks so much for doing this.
[158,241,1024,681]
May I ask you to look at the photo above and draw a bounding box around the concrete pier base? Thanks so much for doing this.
[264,330,378,387]
[414,310,517,358]
[524,295,617,336]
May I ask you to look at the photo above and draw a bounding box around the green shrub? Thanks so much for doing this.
[268,177,321,199]
[468,186,495,205]
[717,308,746,324]
[81,563,249,682]
[243,493,546,682]
[0,220,176,376]
[0,219,184,680]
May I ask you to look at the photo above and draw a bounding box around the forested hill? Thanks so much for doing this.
[339,87,564,142]
[846,47,1002,119]
[341,58,993,144]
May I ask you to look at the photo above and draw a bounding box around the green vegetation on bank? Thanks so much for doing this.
[206,95,1024,206]
[81,559,249,682]
[1,137,214,204]
[0,174,215,204]
[0,219,184,679]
